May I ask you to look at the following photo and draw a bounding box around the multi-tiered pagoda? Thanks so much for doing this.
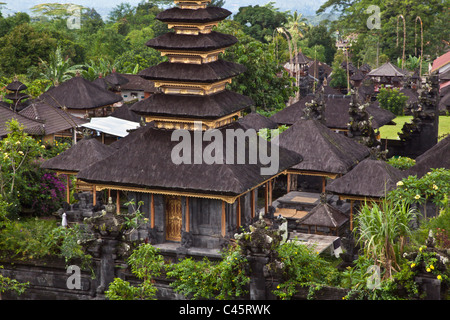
[76,0,301,251]
[130,0,253,130]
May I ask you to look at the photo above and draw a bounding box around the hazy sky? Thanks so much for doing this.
[2,0,327,17]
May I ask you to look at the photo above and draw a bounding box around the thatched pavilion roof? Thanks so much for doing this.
[299,202,348,229]
[41,138,115,174]
[406,135,450,178]
[368,62,408,78]
[238,112,278,131]
[273,119,370,175]
[77,123,302,198]
[130,90,253,119]
[19,100,87,136]
[326,159,406,199]
[39,76,123,110]
[270,95,395,129]
[0,105,44,137]
[105,72,129,87]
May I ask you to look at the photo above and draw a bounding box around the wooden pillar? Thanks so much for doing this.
[251,189,255,218]
[287,173,291,193]
[116,190,120,214]
[264,182,269,214]
[221,201,226,237]
[269,180,273,205]
[236,197,241,230]
[150,194,155,229]
[185,197,190,233]
[92,185,96,206]
[350,200,354,231]
[108,189,111,199]
[322,176,326,193]
[66,174,70,204]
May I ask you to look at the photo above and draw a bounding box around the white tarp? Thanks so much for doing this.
[82,116,140,138]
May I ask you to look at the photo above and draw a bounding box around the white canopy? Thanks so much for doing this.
[82,116,140,138]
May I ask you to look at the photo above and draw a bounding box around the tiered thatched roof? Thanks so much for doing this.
[139,60,246,83]
[146,32,238,51]
[368,62,408,78]
[130,90,253,119]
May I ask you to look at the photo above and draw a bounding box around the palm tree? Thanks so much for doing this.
[284,11,309,43]
[39,47,83,88]
[81,58,118,81]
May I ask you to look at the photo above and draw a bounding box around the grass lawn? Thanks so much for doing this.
[379,115,450,141]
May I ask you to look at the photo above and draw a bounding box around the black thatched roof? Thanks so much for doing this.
[139,59,246,83]
[0,105,44,137]
[77,123,302,196]
[130,90,253,119]
[270,95,395,129]
[273,119,370,175]
[119,74,157,93]
[105,72,129,87]
[406,135,450,178]
[326,159,406,198]
[146,31,238,51]
[110,102,142,123]
[19,100,87,136]
[157,7,231,23]
[6,80,27,92]
[299,202,348,228]
[4,92,29,102]
[39,76,123,110]
[368,62,408,78]
[238,112,278,131]
[41,138,115,173]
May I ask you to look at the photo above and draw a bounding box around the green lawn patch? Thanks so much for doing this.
[380,115,450,141]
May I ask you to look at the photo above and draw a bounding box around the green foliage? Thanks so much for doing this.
[105,243,164,300]
[39,46,83,87]
[257,125,288,141]
[354,200,417,279]
[272,241,339,300]
[167,246,250,300]
[412,204,450,249]
[0,266,29,296]
[0,120,43,212]
[387,169,450,215]
[233,4,289,43]
[217,20,296,115]
[329,60,348,89]
[386,156,416,170]
[377,86,408,116]
[0,23,56,76]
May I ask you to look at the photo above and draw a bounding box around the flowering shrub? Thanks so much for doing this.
[388,168,450,217]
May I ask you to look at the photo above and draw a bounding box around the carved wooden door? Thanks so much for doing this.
[165,196,182,241]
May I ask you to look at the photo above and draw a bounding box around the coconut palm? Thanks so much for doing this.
[284,11,309,43]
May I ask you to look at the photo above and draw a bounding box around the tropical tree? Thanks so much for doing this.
[39,46,83,87]
[284,11,309,43]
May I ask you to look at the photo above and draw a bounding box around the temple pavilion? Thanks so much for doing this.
[72,0,301,250]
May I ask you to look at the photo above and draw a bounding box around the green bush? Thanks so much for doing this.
[378,86,408,116]
[387,156,416,170]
